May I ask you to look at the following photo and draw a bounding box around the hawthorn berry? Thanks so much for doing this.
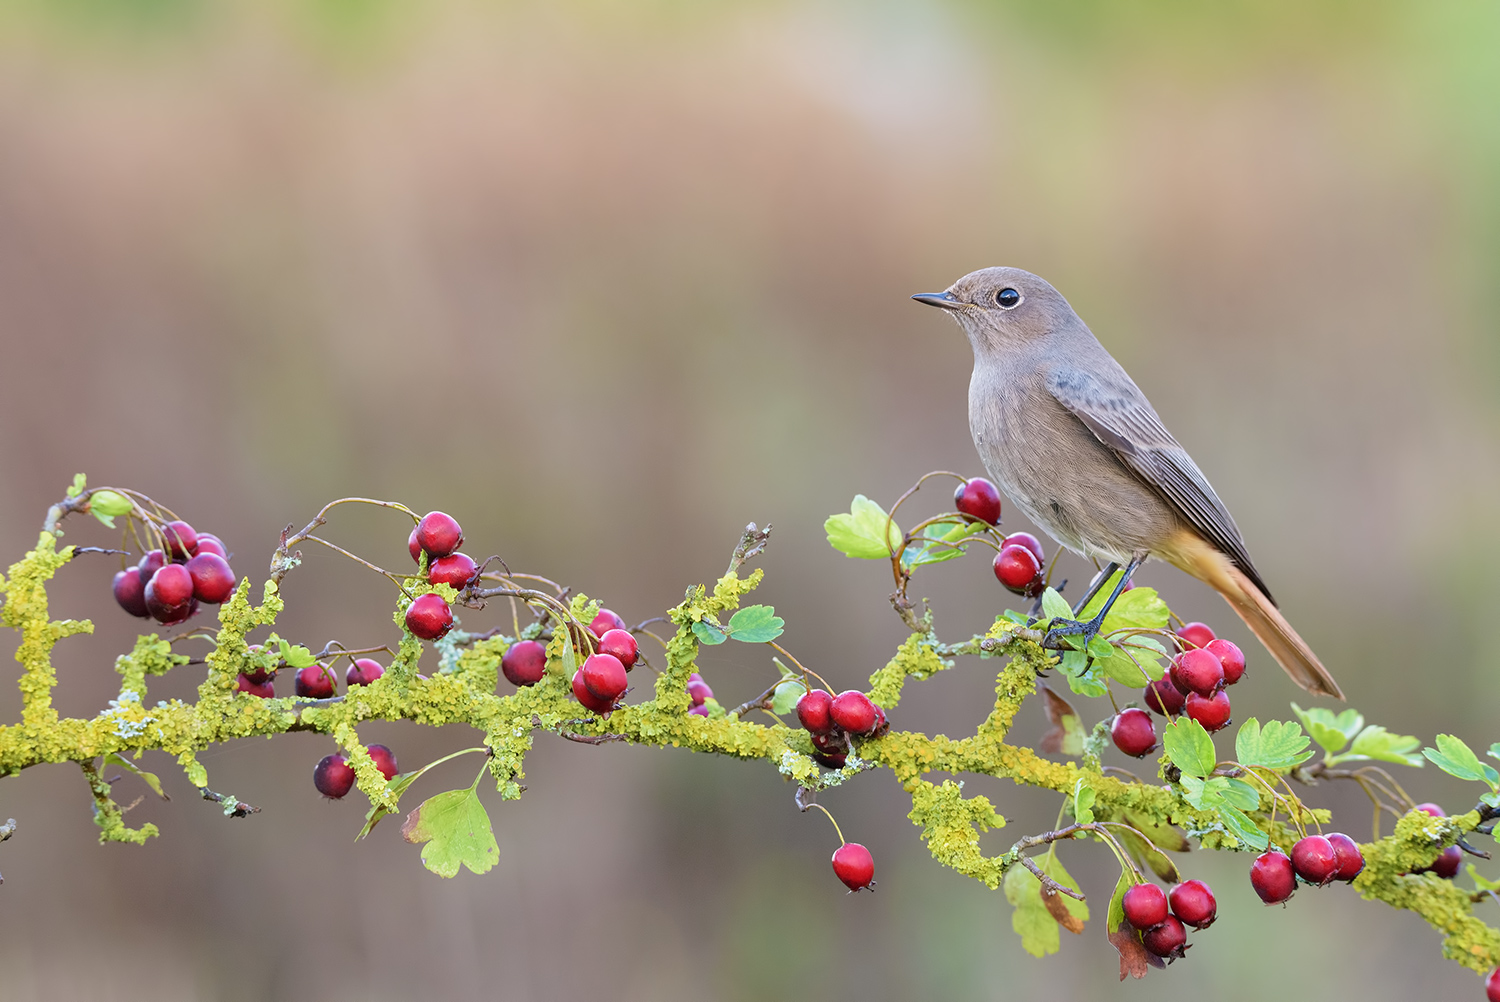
[830,690,878,735]
[688,704,711,717]
[1144,677,1185,716]
[1176,622,1215,650]
[953,477,1002,525]
[1205,638,1245,686]
[589,608,627,638]
[1003,531,1045,566]
[236,672,275,698]
[161,520,198,559]
[414,511,464,559]
[1291,835,1339,886]
[581,652,629,703]
[1110,708,1158,758]
[346,658,385,687]
[1170,648,1224,697]
[501,639,547,687]
[686,676,713,706]
[144,564,196,624]
[597,628,639,670]
[810,730,849,768]
[1326,833,1365,881]
[572,668,615,714]
[405,593,454,640]
[186,552,236,604]
[1251,850,1296,904]
[1169,880,1217,929]
[1122,882,1169,930]
[195,533,228,558]
[993,544,1043,596]
[295,663,337,698]
[1414,802,1446,817]
[1141,915,1187,960]
[314,754,356,799]
[112,569,149,618]
[367,744,399,780]
[408,527,422,563]
[831,842,875,891]
[796,689,835,734]
[1430,845,1463,879]
[428,552,479,589]
[1486,966,1500,1002]
[137,549,167,586]
[1184,690,1232,732]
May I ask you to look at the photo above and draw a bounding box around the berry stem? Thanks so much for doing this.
[803,801,847,846]
[767,643,834,694]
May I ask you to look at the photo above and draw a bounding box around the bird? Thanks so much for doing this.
[913,266,1343,700]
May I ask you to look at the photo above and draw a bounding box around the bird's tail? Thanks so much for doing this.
[1162,531,1344,700]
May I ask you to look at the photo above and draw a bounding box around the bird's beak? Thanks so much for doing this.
[911,292,964,311]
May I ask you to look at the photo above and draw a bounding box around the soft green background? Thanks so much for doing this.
[1,2,1499,998]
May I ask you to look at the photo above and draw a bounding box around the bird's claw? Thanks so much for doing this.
[1041,615,1104,651]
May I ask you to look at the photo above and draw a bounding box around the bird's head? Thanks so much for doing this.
[912,266,1075,355]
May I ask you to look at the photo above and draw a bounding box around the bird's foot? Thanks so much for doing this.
[1041,611,1106,651]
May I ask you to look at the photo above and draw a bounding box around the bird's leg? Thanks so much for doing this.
[1042,554,1144,651]
[1069,562,1119,617]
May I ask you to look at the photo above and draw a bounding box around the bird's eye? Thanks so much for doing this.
[996,288,1021,309]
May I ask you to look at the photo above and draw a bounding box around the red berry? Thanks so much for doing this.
[581,653,628,703]
[589,608,627,638]
[572,668,616,714]
[830,690,878,735]
[428,552,479,589]
[144,564,196,624]
[1111,708,1158,757]
[1414,802,1446,818]
[195,533,228,558]
[236,672,275,698]
[137,549,167,586]
[1430,845,1462,879]
[796,689,835,734]
[295,663,337,698]
[831,842,875,891]
[408,527,422,563]
[1003,532,1045,566]
[686,678,713,706]
[993,544,1043,596]
[1251,850,1296,903]
[1169,879,1217,928]
[1122,882,1169,930]
[1184,689,1232,732]
[953,477,1002,525]
[1325,832,1364,881]
[1205,638,1245,685]
[1486,967,1500,1002]
[597,628,638,670]
[1170,648,1224,697]
[1141,915,1187,959]
[161,520,198,559]
[186,552,236,604]
[688,704,711,717]
[1176,621,1216,650]
[405,593,453,640]
[367,744,399,780]
[810,730,849,767]
[501,639,547,687]
[1291,835,1339,885]
[1144,677,1186,716]
[414,511,464,558]
[314,753,355,798]
[346,658,385,687]
[113,569,149,618]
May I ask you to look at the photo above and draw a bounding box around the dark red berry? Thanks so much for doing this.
[137,549,167,586]
[113,569,149,618]
[572,668,615,714]
[295,663,336,698]
[1325,833,1364,881]
[581,652,628,703]
[810,729,849,767]
[688,704,710,717]
[144,564,196,624]
[993,544,1043,596]
[1184,689,1232,732]
[597,628,638,670]
[953,477,1002,525]
[346,658,385,687]
[185,552,236,604]
[314,753,356,799]
[414,511,463,558]
[1430,845,1462,879]
[1251,850,1296,903]
[1205,638,1245,685]
[1003,531,1045,565]
[428,552,479,589]
[1176,621,1215,650]
[687,678,713,706]
[830,690,878,735]
[831,842,875,891]
[1291,835,1339,885]
[1141,915,1187,959]
[1486,967,1500,1002]
[408,527,422,563]
[1414,802,1446,818]
[796,689,835,734]
[1170,648,1224,697]
[1144,677,1186,716]
[194,533,228,558]
[367,744,399,780]
[589,608,627,638]
[405,593,453,640]
[1111,708,1158,757]
[1169,880,1217,928]
[236,672,275,698]
[501,639,547,687]
[161,520,198,559]
[1122,882,1169,930]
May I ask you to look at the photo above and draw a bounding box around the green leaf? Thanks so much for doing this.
[1162,717,1217,779]
[824,495,901,560]
[1468,864,1500,892]
[1179,774,1224,810]
[66,473,87,498]
[1004,853,1088,958]
[726,605,785,644]
[277,638,317,669]
[1339,726,1424,767]
[1080,577,1169,634]
[103,752,167,800]
[1106,868,1131,934]
[1234,718,1314,772]
[1482,791,1500,809]
[1086,636,1116,661]
[1072,777,1096,825]
[1121,812,1191,853]
[1096,649,1152,688]
[1217,804,1269,851]
[769,678,804,716]
[1040,588,1072,622]
[1114,826,1181,884]
[692,619,728,646]
[1423,734,1499,787]
[1220,778,1262,811]
[904,520,988,568]
[88,490,133,528]
[1291,703,1363,756]
[400,786,500,878]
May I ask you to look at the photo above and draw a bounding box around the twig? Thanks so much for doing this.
[200,788,260,818]
[726,522,772,576]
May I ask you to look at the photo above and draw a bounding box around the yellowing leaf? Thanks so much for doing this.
[401,787,499,878]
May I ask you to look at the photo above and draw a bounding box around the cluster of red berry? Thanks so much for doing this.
[794,688,888,769]
[405,511,473,640]
[111,520,237,625]
[951,477,1050,598]
[571,609,638,715]
[1122,878,1217,961]
[313,745,399,799]
[1110,622,1246,758]
[1250,829,1365,903]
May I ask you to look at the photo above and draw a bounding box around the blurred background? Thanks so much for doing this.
[2,1,1499,998]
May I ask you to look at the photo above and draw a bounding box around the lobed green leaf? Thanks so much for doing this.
[824,495,901,560]
[1234,717,1314,772]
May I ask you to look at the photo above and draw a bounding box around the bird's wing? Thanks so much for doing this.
[1045,365,1275,604]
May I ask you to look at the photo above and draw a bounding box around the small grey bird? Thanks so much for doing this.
[914,266,1343,700]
